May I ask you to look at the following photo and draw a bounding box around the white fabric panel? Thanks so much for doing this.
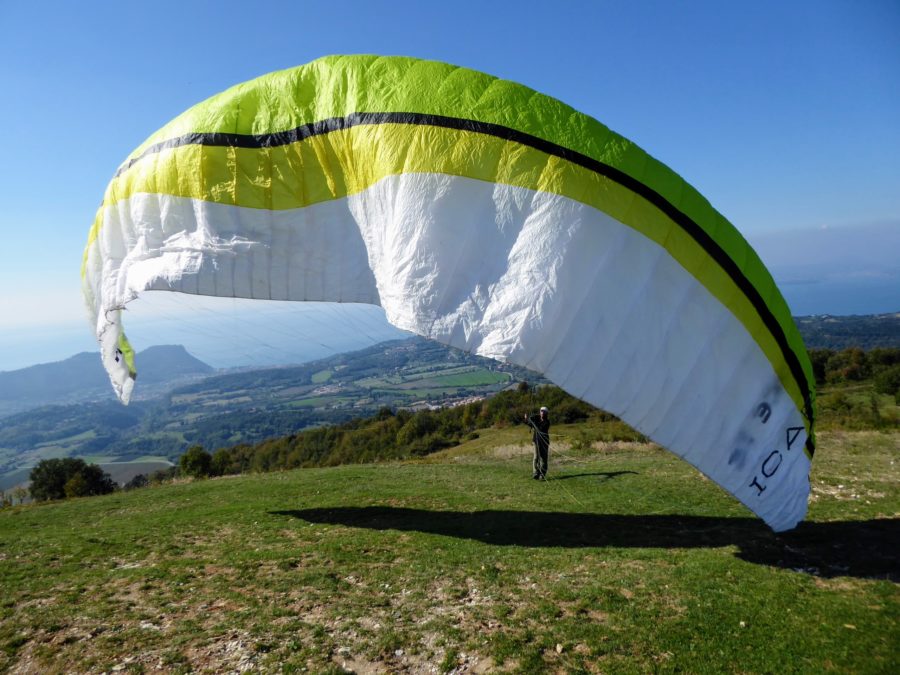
[350,174,808,531]
[94,192,380,304]
[84,173,809,531]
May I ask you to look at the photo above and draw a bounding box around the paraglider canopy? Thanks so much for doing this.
[83,55,815,531]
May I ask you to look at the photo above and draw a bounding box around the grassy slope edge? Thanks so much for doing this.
[0,425,897,674]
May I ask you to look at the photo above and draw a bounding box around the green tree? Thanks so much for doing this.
[826,348,871,383]
[210,448,233,476]
[29,458,115,501]
[64,472,88,498]
[180,445,212,478]
[868,348,900,371]
[396,413,438,447]
[874,364,900,403]
[80,464,117,496]
[30,458,85,501]
[808,349,834,385]
[375,406,395,421]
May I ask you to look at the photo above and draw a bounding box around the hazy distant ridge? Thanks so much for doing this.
[0,345,213,415]
[0,352,109,398]
[796,312,899,350]
[1,314,896,415]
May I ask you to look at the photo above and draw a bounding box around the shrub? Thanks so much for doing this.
[826,348,871,383]
[124,474,149,490]
[210,448,234,476]
[149,466,179,484]
[874,364,900,403]
[570,429,595,451]
[808,349,834,385]
[180,445,212,478]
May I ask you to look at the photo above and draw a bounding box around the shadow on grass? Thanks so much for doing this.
[551,471,638,481]
[271,507,899,580]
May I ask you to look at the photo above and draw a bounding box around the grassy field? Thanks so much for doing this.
[311,370,334,384]
[396,371,511,389]
[0,428,897,674]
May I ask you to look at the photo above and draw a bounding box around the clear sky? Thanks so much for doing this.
[0,0,897,371]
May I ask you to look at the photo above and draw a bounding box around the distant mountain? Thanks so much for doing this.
[0,351,108,401]
[3,313,895,420]
[128,345,215,383]
[795,312,900,350]
[0,345,213,417]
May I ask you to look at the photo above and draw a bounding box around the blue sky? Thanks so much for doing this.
[0,0,897,371]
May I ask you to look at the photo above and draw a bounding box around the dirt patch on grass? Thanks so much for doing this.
[183,630,259,673]
[488,444,531,459]
[812,483,881,501]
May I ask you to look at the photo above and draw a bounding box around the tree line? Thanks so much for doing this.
[795,314,900,351]
[174,384,603,479]
[809,347,900,430]
[809,347,900,400]
[6,384,597,504]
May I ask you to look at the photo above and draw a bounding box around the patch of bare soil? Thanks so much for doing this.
[184,630,259,673]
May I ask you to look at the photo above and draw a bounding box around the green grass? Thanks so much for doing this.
[371,386,474,399]
[129,456,176,464]
[400,371,510,388]
[79,455,119,465]
[311,369,333,384]
[816,381,900,430]
[0,431,897,673]
[34,430,97,449]
[287,396,357,409]
[18,445,70,461]
[358,366,509,391]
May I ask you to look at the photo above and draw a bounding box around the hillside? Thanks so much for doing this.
[0,345,213,417]
[2,311,897,493]
[0,428,896,673]
[0,338,540,489]
[796,312,900,350]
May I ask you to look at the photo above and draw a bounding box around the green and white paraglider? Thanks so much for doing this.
[83,55,815,531]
